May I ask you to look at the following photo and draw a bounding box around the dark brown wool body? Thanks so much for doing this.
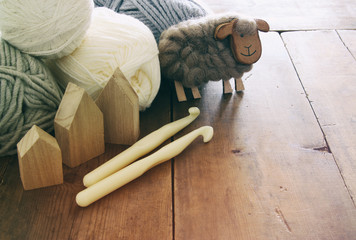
[158,14,255,87]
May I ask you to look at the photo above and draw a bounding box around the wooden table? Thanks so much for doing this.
[1,0,356,239]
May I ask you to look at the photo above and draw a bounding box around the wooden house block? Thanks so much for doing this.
[17,125,63,190]
[55,83,105,168]
[95,68,140,145]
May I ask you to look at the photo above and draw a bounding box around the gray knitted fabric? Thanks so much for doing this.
[94,0,208,42]
[158,15,254,87]
[0,39,63,157]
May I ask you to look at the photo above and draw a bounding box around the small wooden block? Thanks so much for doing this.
[96,68,140,145]
[17,125,63,190]
[174,81,187,102]
[55,83,105,168]
[191,87,201,99]
[223,79,233,94]
[235,78,245,92]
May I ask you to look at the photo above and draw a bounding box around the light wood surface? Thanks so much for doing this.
[17,125,63,190]
[55,83,105,168]
[96,68,140,145]
[203,0,356,31]
[223,79,233,93]
[173,32,356,239]
[1,0,356,239]
[282,30,356,203]
[235,78,245,91]
[174,80,187,102]
[191,87,202,99]
[337,30,356,57]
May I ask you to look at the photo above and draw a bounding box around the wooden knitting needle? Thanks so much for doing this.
[83,107,201,187]
[76,126,213,207]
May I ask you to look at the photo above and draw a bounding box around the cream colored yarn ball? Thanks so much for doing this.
[49,7,161,110]
[0,0,94,59]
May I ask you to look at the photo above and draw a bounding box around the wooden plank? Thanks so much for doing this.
[0,82,173,239]
[338,30,356,58]
[201,0,356,31]
[282,30,356,203]
[173,32,356,239]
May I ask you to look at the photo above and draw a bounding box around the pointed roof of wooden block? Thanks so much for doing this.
[17,125,59,158]
[96,68,138,105]
[55,83,102,130]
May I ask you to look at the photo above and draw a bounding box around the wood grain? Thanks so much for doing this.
[282,30,356,203]
[338,30,356,58]
[17,125,63,190]
[201,0,356,31]
[0,82,173,240]
[1,1,356,239]
[173,32,356,239]
[55,83,105,168]
[96,68,140,145]
[174,81,188,102]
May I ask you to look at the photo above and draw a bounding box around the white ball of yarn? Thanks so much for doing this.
[0,0,94,59]
[49,7,161,110]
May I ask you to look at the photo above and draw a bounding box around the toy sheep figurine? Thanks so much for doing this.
[158,14,269,101]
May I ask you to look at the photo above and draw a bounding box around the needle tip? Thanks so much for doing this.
[188,107,200,117]
[201,126,214,143]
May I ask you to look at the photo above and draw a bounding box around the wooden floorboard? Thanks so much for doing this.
[338,30,356,58]
[282,30,356,204]
[0,83,173,240]
[202,0,356,31]
[173,32,356,239]
[1,0,356,239]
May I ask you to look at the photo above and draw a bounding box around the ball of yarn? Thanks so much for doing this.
[48,7,160,111]
[94,0,209,42]
[0,38,63,157]
[0,0,94,59]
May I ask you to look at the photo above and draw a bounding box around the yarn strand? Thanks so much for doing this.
[94,0,208,42]
[49,7,161,110]
[0,0,94,58]
[0,39,63,156]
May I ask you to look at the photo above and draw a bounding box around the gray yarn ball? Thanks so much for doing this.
[158,15,253,87]
[93,0,208,42]
[0,39,63,157]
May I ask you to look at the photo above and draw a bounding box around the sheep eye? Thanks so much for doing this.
[240,34,244,37]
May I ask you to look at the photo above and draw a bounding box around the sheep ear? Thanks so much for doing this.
[255,19,270,32]
[214,20,235,40]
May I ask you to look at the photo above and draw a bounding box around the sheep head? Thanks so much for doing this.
[214,18,269,65]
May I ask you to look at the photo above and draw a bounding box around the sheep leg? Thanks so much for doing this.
[174,81,187,102]
[234,78,245,92]
[223,79,233,94]
[191,87,201,99]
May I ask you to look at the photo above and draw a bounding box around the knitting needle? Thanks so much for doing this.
[76,126,213,207]
[83,107,200,187]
